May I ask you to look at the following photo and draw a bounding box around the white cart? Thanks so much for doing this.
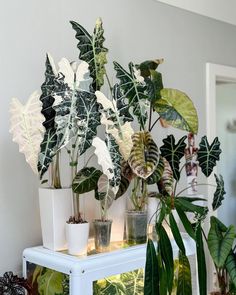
[23,235,196,295]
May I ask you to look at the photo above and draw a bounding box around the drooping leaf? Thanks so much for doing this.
[175,204,196,240]
[37,269,64,295]
[70,18,108,90]
[53,59,100,155]
[115,160,134,199]
[128,131,160,179]
[147,157,164,185]
[38,129,57,178]
[207,216,235,268]
[175,197,208,217]
[154,88,198,134]
[114,61,149,130]
[72,167,102,194]
[197,136,221,177]
[212,174,226,211]
[196,225,207,295]
[169,213,186,255]
[9,91,44,174]
[157,157,174,196]
[144,239,159,295]
[160,135,187,181]
[137,59,164,78]
[226,251,236,289]
[115,175,130,199]
[177,252,192,295]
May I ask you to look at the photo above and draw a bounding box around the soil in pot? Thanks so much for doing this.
[93,220,112,253]
[126,210,148,245]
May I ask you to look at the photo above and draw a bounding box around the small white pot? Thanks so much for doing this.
[66,222,89,255]
[39,187,73,251]
[108,196,127,242]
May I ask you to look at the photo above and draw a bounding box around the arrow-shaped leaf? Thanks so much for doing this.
[197,136,221,177]
[70,18,108,91]
[212,174,226,211]
[114,61,149,130]
[160,135,187,181]
[154,88,198,134]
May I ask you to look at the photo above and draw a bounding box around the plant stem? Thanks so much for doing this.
[173,163,188,196]
[150,116,160,131]
[50,151,62,189]
[84,154,95,167]
[105,73,113,96]
[71,137,80,219]
[176,183,216,197]
[148,103,153,132]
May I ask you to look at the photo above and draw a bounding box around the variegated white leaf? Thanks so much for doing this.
[10,91,44,174]
[97,174,116,211]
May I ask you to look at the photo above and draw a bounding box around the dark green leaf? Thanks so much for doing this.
[160,135,187,181]
[136,59,164,78]
[70,18,108,90]
[197,136,221,177]
[147,157,165,185]
[114,61,149,130]
[169,212,186,255]
[72,167,102,194]
[175,204,196,240]
[196,225,207,295]
[175,198,207,216]
[208,216,235,268]
[212,174,226,211]
[157,157,174,196]
[144,239,159,295]
[154,88,198,134]
[177,252,192,295]
[115,175,130,199]
[226,251,236,289]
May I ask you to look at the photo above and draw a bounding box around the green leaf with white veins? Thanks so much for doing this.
[70,18,108,91]
[114,61,149,130]
[53,58,100,155]
[212,174,226,211]
[154,88,198,134]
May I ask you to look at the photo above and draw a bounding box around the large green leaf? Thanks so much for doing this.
[197,136,221,177]
[53,59,100,155]
[114,61,149,130]
[154,88,198,134]
[226,251,236,289]
[128,131,160,179]
[72,167,102,194]
[177,252,192,295]
[158,225,174,293]
[196,225,207,295]
[144,239,159,295]
[169,212,186,255]
[38,129,57,178]
[37,269,64,295]
[147,156,165,185]
[70,18,108,90]
[38,54,58,178]
[212,174,226,211]
[208,216,235,268]
[160,135,187,181]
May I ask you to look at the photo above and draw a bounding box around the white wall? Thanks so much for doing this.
[216,83,236,226]
[157,0,236,26]
[1,0,236,275]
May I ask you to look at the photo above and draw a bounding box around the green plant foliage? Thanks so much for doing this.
[197,136,221,177]
[208,216,235,268]
[38,55,58,178]
[114,61,149,130]
[154,88,198,134]
[226,251,236,290]
[70,18,108,91]
[146,156,164,185]
[115,175,130,199]
[157,157,174,196]
[175,197,208,216]
[177,252,192,295]
[160,135,187,181]
[175,204,196,241]
[169,212,186,255]
[37,268,64,295]
[196,224,207,295]
[212,174,226,211]
[137,59,164,78]
[128,131,160,179]
[72,167,102,194]
[144,239,159,295]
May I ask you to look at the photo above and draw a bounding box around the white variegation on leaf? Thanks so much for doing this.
[10,91,44,174]
[92,137,114,180]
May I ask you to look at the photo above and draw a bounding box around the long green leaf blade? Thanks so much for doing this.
[169,212,186,255]
[196,225,207,295]
[177,252,192,295]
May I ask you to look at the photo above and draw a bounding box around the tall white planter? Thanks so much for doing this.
[108,196,127,242]
[66,223,89,255]
[39,188,73,251]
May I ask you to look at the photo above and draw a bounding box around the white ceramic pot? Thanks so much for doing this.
[108,196,127,242]
[39,187,73,251]
[66,222,89,255]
